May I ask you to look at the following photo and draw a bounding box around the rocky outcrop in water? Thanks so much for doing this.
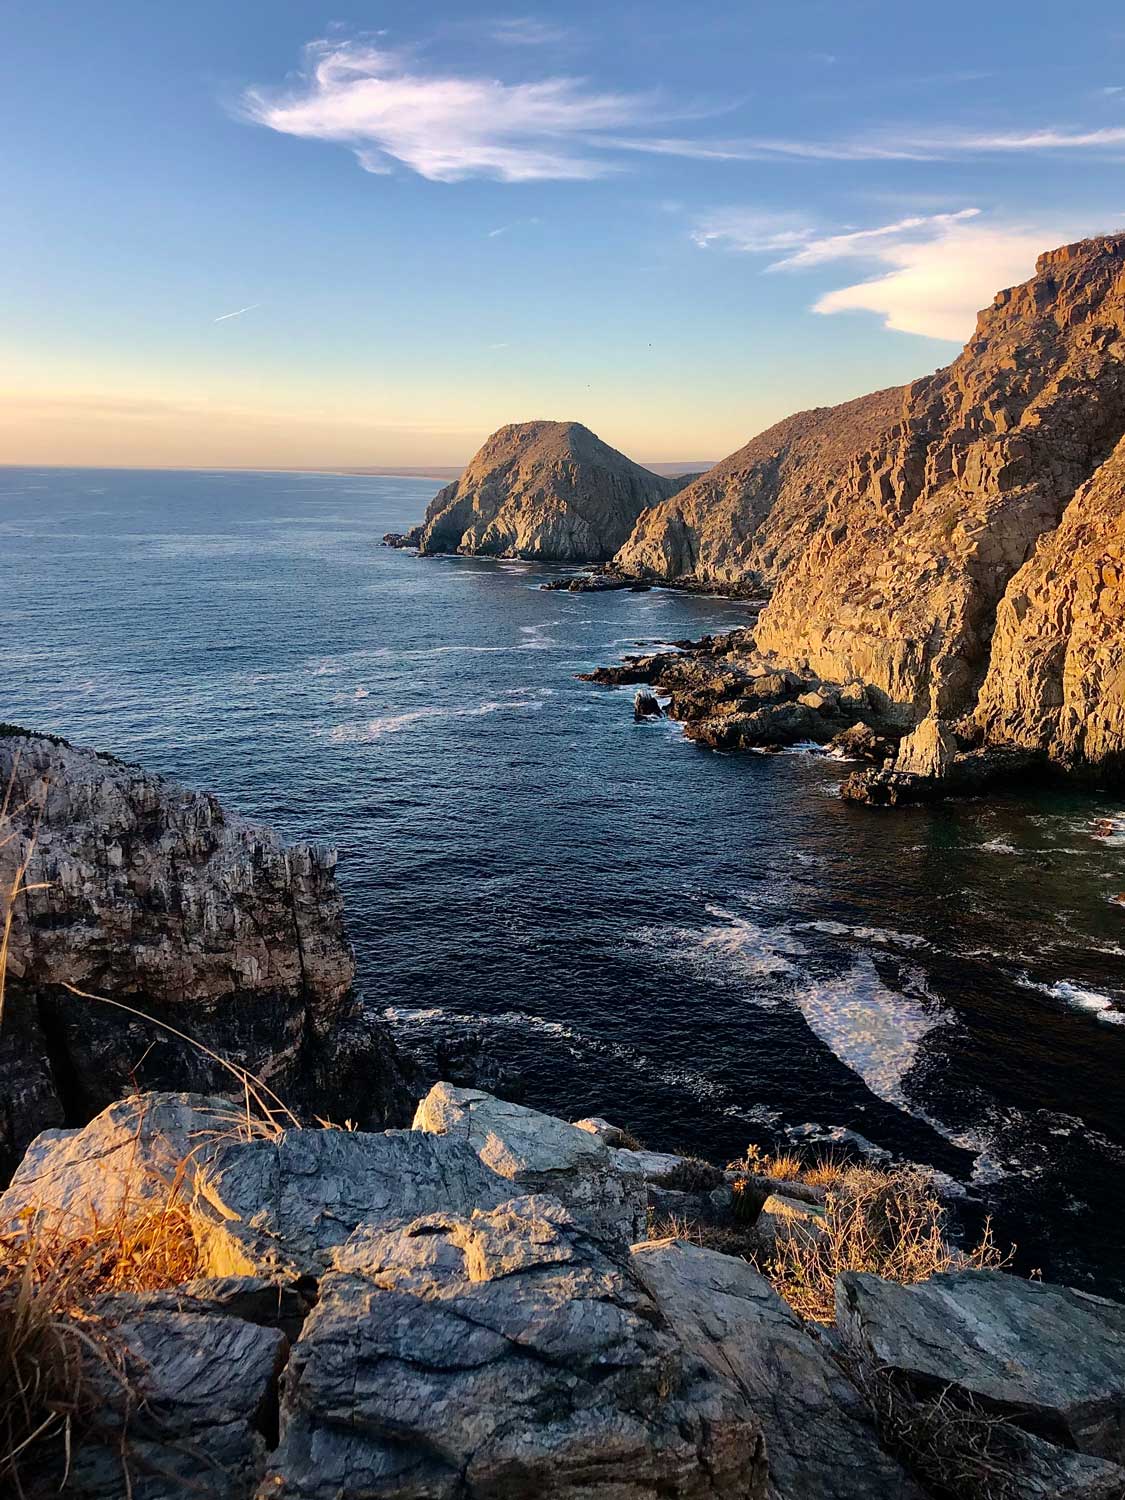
[605,235,1125,792]
[411,421,680,562]
[581,630,899,755]
[0,730,412,1179]
[7,1086,1125,1500]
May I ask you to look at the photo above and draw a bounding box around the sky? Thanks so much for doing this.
[3,1,1125,469]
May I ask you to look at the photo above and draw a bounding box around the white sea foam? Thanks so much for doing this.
[327,692,547,742]
[981,837,1018,854]
[791,956,946,1112]
[1018,975,1125,1024]
[1089,813,1125,846]
[796,919,930,950]
[634,905,808,990]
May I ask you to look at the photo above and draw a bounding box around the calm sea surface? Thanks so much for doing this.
[3,467,1124,1292]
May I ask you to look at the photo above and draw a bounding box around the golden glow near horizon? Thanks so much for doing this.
[0,374,784,471]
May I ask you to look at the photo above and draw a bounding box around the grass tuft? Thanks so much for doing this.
[766,1166,1007,1324]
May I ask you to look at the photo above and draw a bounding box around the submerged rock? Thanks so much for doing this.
[634,689,663,721]
[410,420,680,562]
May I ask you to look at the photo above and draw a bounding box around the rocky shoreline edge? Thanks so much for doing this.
[581,626,1084,806]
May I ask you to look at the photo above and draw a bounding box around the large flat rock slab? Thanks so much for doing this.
[0,1092,235,1233]
[413,1082,647,1242]
[193,1125,508,1278]
[837,1270,1125,1461]
[632,1239,922,1500]
[263,1193,766,1498]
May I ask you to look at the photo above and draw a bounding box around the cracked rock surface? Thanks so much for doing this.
[262,1194,768,1500]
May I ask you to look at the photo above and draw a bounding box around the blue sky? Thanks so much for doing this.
[3,1,1124,467]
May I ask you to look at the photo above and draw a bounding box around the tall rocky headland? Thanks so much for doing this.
[612,235,1125,785]
[410,419,683,562]
[0,729,412,1179]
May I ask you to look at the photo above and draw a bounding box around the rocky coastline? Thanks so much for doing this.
[581,629,1063,804]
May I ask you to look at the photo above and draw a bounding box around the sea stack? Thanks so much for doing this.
[413,420,681,562]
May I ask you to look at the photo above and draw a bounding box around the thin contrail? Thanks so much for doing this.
[213,303,261,323]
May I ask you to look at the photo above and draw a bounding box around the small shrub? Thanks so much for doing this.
[615,1128,646,1152]
[0,1161,201,1493]
[659,1157,725,1193]
[767,1166,1008,1324]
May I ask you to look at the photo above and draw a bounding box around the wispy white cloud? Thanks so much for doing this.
[487,215,542,237]
[213,303,261,323]
[689,123,1125,163]
[490,18,570,46]
[768,209,981,269]
[690,209,813,254]
[242,40,650,182]
[691,208,1095,341]
[811,221,1063,340]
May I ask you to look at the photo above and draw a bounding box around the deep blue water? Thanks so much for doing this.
[3,466,1124,1293]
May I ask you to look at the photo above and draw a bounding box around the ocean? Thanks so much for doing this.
[3,465,1124,1293]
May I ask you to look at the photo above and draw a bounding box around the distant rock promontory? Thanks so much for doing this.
[406,420,687,562]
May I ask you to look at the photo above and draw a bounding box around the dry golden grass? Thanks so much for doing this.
[801,1154,849,1189]
[0,1153,201,1496]
[766,1166,1007,1324]
[729,1143,807,1182]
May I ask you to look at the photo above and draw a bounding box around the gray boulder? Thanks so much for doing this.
[413,1082,647,1243]
[633,1240,923,1499]
[264,1194,768,1498]
[193,1125,508,1278]
[837,1270,1125,1461]
[0,1092,235,1233]
[53,1292,287,1499]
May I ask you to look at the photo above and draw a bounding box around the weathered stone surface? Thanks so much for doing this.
[413,1082,648,1242]
[975,428,1125,777]
[193,1125,508,1278]
[837,1269,1125,1460]
[0,731,413,1180]
[615,388,905,592]
[633,1239,922,1499]
[979,1427,1125,1500]
[54,1293,287,1500]
[571,1114,627,1145]
[0,1092,233,1233]
[264,1196,768,1499]
[413,420,681,562]
[609,234,1125,786]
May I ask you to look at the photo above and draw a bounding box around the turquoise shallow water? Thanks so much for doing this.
[3,465,1125,1293]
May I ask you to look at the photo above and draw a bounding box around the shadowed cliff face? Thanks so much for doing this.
[611,235,1125,774]
[0,732,413,1177]
[415,420,679,562]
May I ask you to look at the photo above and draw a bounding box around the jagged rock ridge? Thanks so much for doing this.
[610,235,1125,784]
[413,420,681,561]
[0,730,412,1178]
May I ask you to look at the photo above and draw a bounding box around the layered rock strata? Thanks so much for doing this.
[411,420,680,561]
[603,235,1125,792]
[0,730,412,1179]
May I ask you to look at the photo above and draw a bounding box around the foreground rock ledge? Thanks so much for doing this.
[6,1086,1125,1498]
